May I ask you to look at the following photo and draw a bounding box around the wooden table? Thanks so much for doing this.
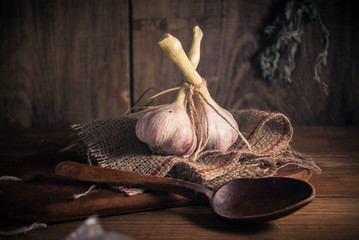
[1,126,359,239]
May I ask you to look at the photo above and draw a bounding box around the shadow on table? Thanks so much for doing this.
[180,205,274,234]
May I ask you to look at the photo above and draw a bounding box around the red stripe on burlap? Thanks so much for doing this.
[261,116,287,154]
[151,156,176,175]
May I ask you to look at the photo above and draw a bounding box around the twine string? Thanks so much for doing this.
[186,82,210,161]
[183,80,252,160]
[195,89,253,152]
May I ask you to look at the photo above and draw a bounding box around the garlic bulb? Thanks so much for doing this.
[158,32,252,152]
[135,87,197,156]
[194,84,239,151]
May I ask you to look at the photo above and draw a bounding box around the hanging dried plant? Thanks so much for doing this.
[260,0,329,95]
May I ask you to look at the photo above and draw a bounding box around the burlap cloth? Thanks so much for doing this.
[72,109,321,196]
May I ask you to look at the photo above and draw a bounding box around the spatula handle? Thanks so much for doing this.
[55,161,212,204]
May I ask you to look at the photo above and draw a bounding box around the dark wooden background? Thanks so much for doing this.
[1,0,358,127]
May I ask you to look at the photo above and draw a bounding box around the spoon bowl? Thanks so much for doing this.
[55,161,315,223]
[211,177,314,222]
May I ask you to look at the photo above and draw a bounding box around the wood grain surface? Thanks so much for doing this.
[0,0,131,127]
[1,0,358,127]
[131,0,359,125]
[0,126,358,239]
[0,128,310,223]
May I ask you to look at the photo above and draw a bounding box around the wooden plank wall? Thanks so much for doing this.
[0,0,131,127]
[1,0,358,127]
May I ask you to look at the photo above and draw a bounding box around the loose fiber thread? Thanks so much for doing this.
[0,176,23,182]
[72,184,98,200]
[0,222,47,237]
[0,176,47,236]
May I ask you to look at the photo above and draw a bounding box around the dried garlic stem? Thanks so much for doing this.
[158,34,203,86]
[176,25,204,108]
[128,27,203,116]
[188,26,203,69]
[174,86,188,106]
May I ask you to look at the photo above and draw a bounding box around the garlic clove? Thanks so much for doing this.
[195,85,239,152]
[135,89,197,157]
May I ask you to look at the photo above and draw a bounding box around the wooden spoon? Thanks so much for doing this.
[55,161,315,223]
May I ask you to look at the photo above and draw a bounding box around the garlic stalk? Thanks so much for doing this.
[158,32,252,152]
[188,26,203,69]
[158,34,203,86]
[135,27,203,156]
[135,87,197,156]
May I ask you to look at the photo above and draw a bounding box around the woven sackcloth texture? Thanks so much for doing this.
[72,109,321,196]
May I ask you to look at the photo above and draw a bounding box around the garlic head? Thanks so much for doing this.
[135,88,197,156]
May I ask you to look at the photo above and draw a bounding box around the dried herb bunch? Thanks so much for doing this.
[260,0,329,94]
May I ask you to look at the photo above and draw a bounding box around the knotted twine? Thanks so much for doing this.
[184,80,252,161]
[72,109,321,196]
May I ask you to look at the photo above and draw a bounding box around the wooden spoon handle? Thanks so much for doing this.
[55,161,212,203]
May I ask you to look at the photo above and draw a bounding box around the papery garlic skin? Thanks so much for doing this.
[195,86,239,152]
[135,90,197,156]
